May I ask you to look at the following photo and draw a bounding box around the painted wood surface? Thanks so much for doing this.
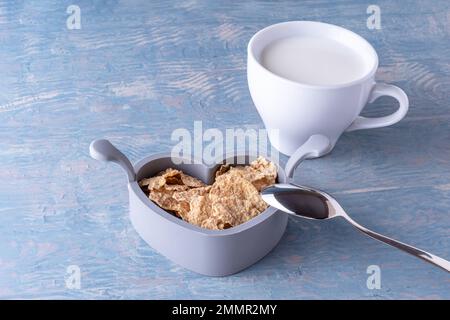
[0,0,449,299]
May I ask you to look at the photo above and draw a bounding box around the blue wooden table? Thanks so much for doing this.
[0,0,449,299]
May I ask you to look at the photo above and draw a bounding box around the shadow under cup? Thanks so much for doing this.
[247,21,387,156]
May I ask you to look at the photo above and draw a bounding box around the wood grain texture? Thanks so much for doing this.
[0,0,449,299]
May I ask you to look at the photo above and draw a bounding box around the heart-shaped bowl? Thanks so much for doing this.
[89,136,331,276]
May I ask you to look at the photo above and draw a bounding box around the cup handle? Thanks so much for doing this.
[346,83,409,132]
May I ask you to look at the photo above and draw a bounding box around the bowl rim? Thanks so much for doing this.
[128,152,286,237]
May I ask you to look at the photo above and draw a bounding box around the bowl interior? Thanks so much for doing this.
[130,153,286,234]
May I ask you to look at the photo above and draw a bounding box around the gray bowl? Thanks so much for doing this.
[89,135,332,276]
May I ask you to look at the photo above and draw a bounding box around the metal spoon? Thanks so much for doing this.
[261,183,450,272]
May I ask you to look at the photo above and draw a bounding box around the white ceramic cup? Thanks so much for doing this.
[247,21,409,156]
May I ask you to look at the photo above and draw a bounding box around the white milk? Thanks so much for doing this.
[261,36,368,86]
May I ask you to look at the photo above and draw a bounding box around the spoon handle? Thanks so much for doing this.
[341,214,450,272]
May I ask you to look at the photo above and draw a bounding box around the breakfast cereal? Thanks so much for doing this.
[139,157,277,230]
